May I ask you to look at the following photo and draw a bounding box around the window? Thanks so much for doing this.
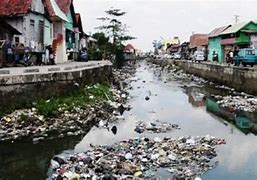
[39,20,44,43]
[246,50,254,55]
[30,19,35,26]
[30,19,35,41]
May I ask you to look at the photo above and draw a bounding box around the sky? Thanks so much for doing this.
[73,0,257,51]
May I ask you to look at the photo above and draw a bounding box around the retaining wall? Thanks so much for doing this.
[151,59,257,95]
[0,62,112,113]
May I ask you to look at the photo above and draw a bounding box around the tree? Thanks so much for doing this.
[96,7,135,68]
[88,32,112,60]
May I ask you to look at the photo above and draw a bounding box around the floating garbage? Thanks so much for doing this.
[48,135,225,179]
[0,63,137,142]
[215,95,257,112]
[134,120,180,134]
[145,96,150,101]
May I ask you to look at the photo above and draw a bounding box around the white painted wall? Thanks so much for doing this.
[251,35,257,49]
[54,21,68,64]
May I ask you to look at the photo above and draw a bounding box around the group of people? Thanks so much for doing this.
[225,48,239,64]
[1,42,56,67]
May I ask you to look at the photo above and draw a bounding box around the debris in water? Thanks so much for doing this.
[48,136,225,179]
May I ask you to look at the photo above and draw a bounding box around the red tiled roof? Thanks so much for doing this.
[125,44,135,51]
[55,0,72,15]
[0,0,32,16]
[43,0,55,17]
[189,34,208,48]
[75,13,83,33]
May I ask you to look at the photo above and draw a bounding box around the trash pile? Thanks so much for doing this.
[134,120,180,134]
[0,64,136,142]
[150,62,208,85]
[215,95,257,112]
[168,69,208,84]
[0,102,113,142]
[48,135,225,180]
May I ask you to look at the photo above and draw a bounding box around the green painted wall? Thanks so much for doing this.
[208,37,224,63]
[64,10,73,31]
[235,23,257,45]
[64,10,75,49]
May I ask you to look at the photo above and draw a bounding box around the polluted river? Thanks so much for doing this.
[1,61,257,180]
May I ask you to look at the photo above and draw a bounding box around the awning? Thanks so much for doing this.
[0,20,21,35]
[221,38,235,45]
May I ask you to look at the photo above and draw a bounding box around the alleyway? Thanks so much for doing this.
[1,61,257,179]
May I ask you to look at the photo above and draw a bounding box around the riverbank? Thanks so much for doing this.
[0,61,112,116]
[2,61,257,180]
[147,59,257,130]
[149,59,257,95]
[0,62,136,142]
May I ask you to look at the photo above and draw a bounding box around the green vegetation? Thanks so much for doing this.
[34,84,113,117]
[95,7,135,68]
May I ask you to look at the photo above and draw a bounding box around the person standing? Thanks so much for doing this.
[6,43,13,64]
[229,51,233,63]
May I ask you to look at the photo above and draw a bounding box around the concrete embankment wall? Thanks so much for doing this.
[150,59,257,95]
[0,62,112,113]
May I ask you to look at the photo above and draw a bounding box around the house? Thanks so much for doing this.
[208,25,231,63]
[75,13,85,51]
[55,0,80,61]
[162,37,180,53]
[43,0,69,64]
[0,19,22,66]
[124,43,136,60]
[189,34,208,59]
[0,0,51,53]
[219,21,257,59]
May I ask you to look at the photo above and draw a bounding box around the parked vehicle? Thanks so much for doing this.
[234,48,257,67]
[79,50,88,62]
[163,54,172,59]
[174,53,181,60]
[192,51,205,62]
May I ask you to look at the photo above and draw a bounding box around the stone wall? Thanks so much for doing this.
[151,59,257,95]
[0,63,112,113]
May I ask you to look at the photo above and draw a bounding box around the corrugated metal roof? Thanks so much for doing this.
[0,0,32,16]
[220,21,254,35]
[208,25,231,38]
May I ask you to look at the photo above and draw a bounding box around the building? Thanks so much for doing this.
[0,20,22,66]
[189,34,208,59]
[0,0,85,65]
[208,25,231,63]
[44,0,69,64]
[124,43,136,60]
[163,37,180,53]
[55,0,80,61]
[220,21,257,59]
[0,0,51,53]
[75,13,86,52]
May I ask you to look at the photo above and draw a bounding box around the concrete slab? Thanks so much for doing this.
[0,61,112,77]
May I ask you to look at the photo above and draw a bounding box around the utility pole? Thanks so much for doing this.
[234,15,239,24]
